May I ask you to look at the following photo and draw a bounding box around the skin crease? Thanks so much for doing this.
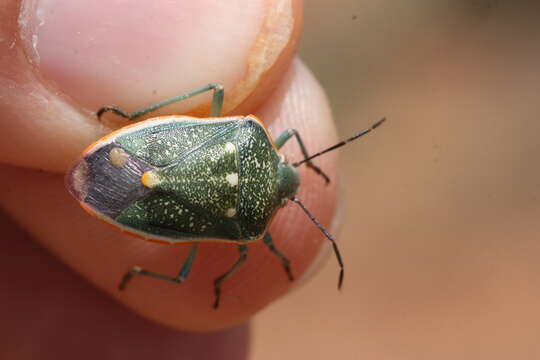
[0,0,341,358]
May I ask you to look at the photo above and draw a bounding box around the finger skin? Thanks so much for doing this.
[0,58,338,331]
[0,0,302,171]
[0,213,250,360]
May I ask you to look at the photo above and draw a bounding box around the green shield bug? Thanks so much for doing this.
[66,83,385,308]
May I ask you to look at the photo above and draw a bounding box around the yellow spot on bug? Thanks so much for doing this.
[141,171,161,188]
[225,173,238,186]
[109,147,129,168]
[225,208,236,217]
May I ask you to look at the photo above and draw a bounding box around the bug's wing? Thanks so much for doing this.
[66,143,156,219]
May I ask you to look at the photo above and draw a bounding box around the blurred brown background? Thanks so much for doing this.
[253,1,540,359]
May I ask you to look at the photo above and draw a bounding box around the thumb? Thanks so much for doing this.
[1,0,342,334]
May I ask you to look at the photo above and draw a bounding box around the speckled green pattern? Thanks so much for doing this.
[115,119,240,166]
[113,117,282,241]
[156,140,239,219]
[115,192,242,240]
[237,120,281,239]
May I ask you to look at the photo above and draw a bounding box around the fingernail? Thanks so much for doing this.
[19,0,276,114]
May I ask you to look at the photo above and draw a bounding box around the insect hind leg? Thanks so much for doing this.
[119,243,199,290]
[213,245,248,309]
[263,233,294,281]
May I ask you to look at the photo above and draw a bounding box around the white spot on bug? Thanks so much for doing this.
[109,147,129,168]
[226,173,238,186]
[225,208,236,217]
[225,142,235,153]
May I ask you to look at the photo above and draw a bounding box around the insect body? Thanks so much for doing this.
[66,83,384,308]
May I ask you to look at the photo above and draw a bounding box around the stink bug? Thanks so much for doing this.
[66,83,385,308]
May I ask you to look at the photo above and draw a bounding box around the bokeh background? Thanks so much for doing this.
[253,1,540,359]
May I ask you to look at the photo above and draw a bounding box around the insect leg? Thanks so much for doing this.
[118,243,199,290]
[213,245,248,309]
[274,129,331,184]
[263,233,294,281]
[292,197,344,290]
[97,83,224,121]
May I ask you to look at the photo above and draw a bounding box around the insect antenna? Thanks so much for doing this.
[293,117,386,168]
[292,197,344,289]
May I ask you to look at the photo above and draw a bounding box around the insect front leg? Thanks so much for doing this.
[213,245,248,309]
[274,129,331,184]
[119,243,199,290]
[263,233,294,281]
[98,83,225,121]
